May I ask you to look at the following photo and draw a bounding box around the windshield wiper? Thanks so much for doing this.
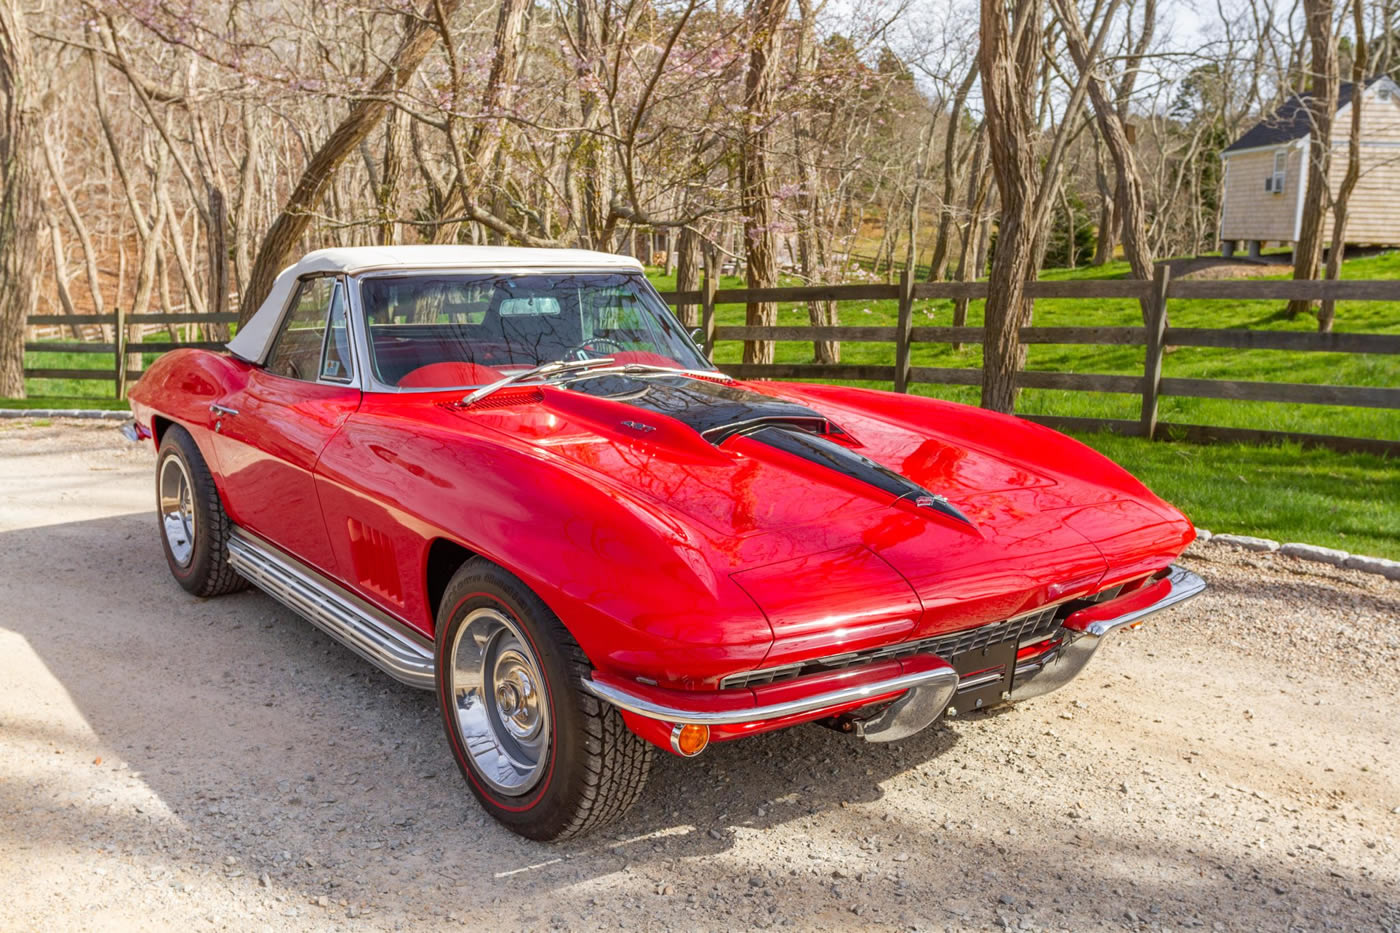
[611,363,730,380]
[460,357,616,406]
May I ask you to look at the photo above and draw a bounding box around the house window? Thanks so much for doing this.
[1380,88,1392,102]
[1268,151,1286,194]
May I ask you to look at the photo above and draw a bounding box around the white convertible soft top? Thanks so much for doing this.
[226,245,645,364]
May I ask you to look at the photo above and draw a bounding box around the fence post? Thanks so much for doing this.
[701,249,717,358]
[894,268,914,392]
[115,306,128,400]
[1139,264,1172,439]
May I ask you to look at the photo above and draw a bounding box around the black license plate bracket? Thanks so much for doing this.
[949,640,1017,712]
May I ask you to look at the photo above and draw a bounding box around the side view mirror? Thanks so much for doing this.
[690,328,703,343]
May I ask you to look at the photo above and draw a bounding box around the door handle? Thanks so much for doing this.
[210,403,240,417]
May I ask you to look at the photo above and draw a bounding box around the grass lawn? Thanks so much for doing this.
[1070,432,1399,560]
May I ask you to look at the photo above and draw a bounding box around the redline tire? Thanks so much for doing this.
[155,426,248,597]
[435,559,652,840]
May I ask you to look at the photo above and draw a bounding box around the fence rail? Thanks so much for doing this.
[21,272,1400,455]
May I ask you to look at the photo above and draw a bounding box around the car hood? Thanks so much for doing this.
[462,373,1070,532]
[454,373,1192,648]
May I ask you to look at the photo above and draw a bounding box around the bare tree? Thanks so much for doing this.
[429,0,530,245]
[979,0,1120,411]
[1319,0,1365,333]
[0,0,39,397]
[240,0,462,320]
[978,0,1046,412]
[1052,0,1156,313]
[1287,0,1339,319]
[739,0,786,365]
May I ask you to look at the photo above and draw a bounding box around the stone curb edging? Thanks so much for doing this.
[0,408,131,421]
[1193,528,1400,582]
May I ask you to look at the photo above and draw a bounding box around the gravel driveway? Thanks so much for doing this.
[1,419,1397,932]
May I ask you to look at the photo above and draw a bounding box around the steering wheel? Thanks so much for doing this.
[563,336,628,360]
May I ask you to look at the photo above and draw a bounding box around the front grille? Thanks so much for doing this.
[721,604,1063,691]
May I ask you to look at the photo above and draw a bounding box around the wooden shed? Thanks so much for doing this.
[1218,75,1400,257]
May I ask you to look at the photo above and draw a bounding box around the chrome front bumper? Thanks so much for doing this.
[584,659,960,743]
[1006,564,1206,703]
[588,564,1205,746]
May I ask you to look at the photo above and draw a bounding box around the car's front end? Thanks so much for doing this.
[453,367,1206,759]
[585,562,1204,757]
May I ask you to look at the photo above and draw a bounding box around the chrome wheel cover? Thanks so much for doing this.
[158,455,197,568]
[449,607,551,795]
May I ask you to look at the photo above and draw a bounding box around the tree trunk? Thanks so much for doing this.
[791,0,838,364]
[1287,0,1339,319]
[0,0,39,397]
[42,204,85,340]
[40,129,106,334]
[1060,181,1076,269]
[978,0,1044,413]
[952,128,989,349]
[572,0,613,251]
[206,187,228,320]
[232,104,258,301]
[1319,0,1364,333]
[675,226,701,328]
[740,0,786,365]
[241,0,461,321]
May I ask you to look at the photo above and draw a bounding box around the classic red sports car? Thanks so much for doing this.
[128,245,1204,840]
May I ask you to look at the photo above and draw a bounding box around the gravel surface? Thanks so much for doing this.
[2,419,1397,932]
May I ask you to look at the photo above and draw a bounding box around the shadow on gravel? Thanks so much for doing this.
[3,513,1397,930]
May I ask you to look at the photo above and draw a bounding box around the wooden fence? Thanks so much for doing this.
[21,268,1400,455]
[24,308,238,399]
[665,266,1400,457]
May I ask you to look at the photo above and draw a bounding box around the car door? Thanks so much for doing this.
[211,275,361,576]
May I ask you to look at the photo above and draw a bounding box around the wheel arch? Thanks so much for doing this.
[423,536,478,633]
[151,414,174,445]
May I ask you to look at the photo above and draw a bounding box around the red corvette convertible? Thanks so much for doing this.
[128,245,1204,840]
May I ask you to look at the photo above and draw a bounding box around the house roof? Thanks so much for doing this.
[1222,75,1389,154]
[226,246,644,364]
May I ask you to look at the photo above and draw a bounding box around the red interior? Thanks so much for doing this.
[609,350,683,368]
[398,361,505,388]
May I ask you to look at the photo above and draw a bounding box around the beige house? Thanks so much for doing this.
[1218,75,1400,258]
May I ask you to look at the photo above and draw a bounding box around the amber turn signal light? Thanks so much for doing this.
[670,723,710,757]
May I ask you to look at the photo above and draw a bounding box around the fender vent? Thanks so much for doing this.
[347,518,404,605]
[457,386,544,410]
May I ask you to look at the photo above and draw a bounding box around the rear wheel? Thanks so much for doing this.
[155,425,247,597]
[435,559,652,840]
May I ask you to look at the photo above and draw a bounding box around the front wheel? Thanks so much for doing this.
[435,559,652,840]
[155,425,248,597]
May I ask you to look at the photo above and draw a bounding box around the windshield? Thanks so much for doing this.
[358,272,710,389]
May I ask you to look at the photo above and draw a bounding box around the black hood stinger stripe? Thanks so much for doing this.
[741,425,974,527]
[563,371,974,527]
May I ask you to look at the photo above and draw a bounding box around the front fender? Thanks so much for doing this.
[314,403,775,689]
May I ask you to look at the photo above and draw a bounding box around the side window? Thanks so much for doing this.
[265,278,352,383]
[319,284,353,382]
